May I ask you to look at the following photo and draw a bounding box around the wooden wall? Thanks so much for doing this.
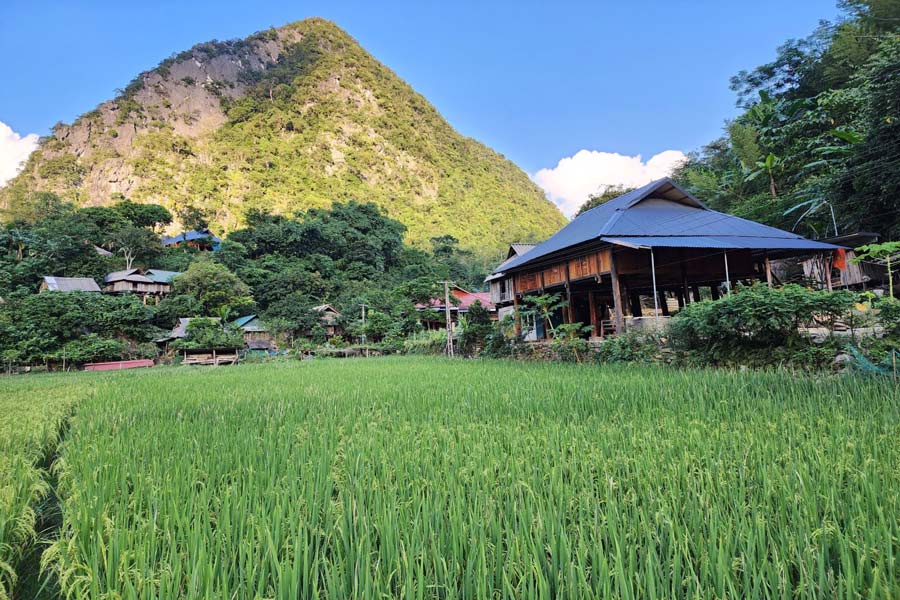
[514,249,612,293]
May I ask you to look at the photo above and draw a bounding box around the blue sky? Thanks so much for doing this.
[0,1,841,214]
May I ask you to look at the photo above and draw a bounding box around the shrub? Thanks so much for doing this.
[668,283,855,367]
[172,318,243,350]
[402,330,446,355]
[596,330,661,364]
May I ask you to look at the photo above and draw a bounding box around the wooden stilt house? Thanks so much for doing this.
[488,178,842,340]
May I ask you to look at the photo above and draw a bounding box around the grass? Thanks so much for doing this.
[4,358,900,598]
[0,375,88,599]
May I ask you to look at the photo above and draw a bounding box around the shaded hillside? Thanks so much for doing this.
[1,19,565,252]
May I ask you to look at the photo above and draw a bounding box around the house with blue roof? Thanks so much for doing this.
[487,178,841,340]
[161,229,221,251]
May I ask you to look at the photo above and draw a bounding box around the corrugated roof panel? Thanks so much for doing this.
[144,269,182,283]
[601,236,841,250]
[495,177,839,273]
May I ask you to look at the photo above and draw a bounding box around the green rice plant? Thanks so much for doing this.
[39,359,900,598]
[0,376,85,599]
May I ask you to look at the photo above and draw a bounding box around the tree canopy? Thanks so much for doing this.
[674,0,900,239]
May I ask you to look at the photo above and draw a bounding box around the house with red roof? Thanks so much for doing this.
[416,285,496,330]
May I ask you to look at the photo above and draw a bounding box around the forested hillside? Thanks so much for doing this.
[0,18,565,253]
[674,0,900,239]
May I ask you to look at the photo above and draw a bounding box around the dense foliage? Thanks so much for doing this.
[0,196,491,366]
[0,292,157,367]
[0,19,566,253]
[674,0,900,239]
[27,358,900,598]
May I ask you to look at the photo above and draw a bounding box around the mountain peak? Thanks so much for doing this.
[2,19,565,252]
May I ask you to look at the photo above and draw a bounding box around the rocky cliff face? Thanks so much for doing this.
[2,19,566,252]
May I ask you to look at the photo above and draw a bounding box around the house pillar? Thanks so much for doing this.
[609,251,626,334]
[630,292,643,317]
[680,258,691,304]
[588,291,599,337]
[511,278,522,337]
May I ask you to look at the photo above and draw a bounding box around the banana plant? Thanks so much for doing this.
[745,152,782,197]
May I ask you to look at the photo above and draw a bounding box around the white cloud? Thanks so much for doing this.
[0,121,39,187]
[532,149,687,218]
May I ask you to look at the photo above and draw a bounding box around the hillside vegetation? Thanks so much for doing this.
[1,19,565,253]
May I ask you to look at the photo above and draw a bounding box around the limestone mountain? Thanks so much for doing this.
[1,19,565,252]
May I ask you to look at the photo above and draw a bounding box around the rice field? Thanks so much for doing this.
[0,376,86,599]
[4,358,900,598]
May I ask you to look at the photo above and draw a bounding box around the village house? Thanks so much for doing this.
[312,305,342,338]
[487,178,842,340]
[417,286,496,331]
[161,229,222,251]
[103,268,181,303]
[231,314,275,350]
[39,276,102,293]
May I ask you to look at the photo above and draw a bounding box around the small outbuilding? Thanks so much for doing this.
[232,314,275,348]
[39,276,102,293]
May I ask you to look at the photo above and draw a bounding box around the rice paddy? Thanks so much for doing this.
[0,376,85,599]
[3,358,900,598]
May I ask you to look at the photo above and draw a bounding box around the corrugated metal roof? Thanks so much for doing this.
[41,276,102,292]
[313,304,340,314]
[104,269,155,284]
[485,243,538,282]
[510,243,537,256]
[601,236,841,250]
[496,178,840,273]
[144,269,181,283]
[161,229,222,246]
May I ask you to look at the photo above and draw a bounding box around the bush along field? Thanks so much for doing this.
[4,357,892,598]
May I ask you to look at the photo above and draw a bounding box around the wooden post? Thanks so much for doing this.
[658,292,670,316]
[764,253,773,288]
[588,290,599,337]
[691,285,701,302]
[710,285,720,301]
[680,268,691,304]
[564,263,573,324]
[441,280,454,357]
[511,277,522,337]
[609,250,625,334]
[630,292,643,317]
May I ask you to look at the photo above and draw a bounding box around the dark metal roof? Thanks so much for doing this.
[496,178,840,273]
[485,244,538,282]
[161,229,222,247]
[601,236,839,250]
